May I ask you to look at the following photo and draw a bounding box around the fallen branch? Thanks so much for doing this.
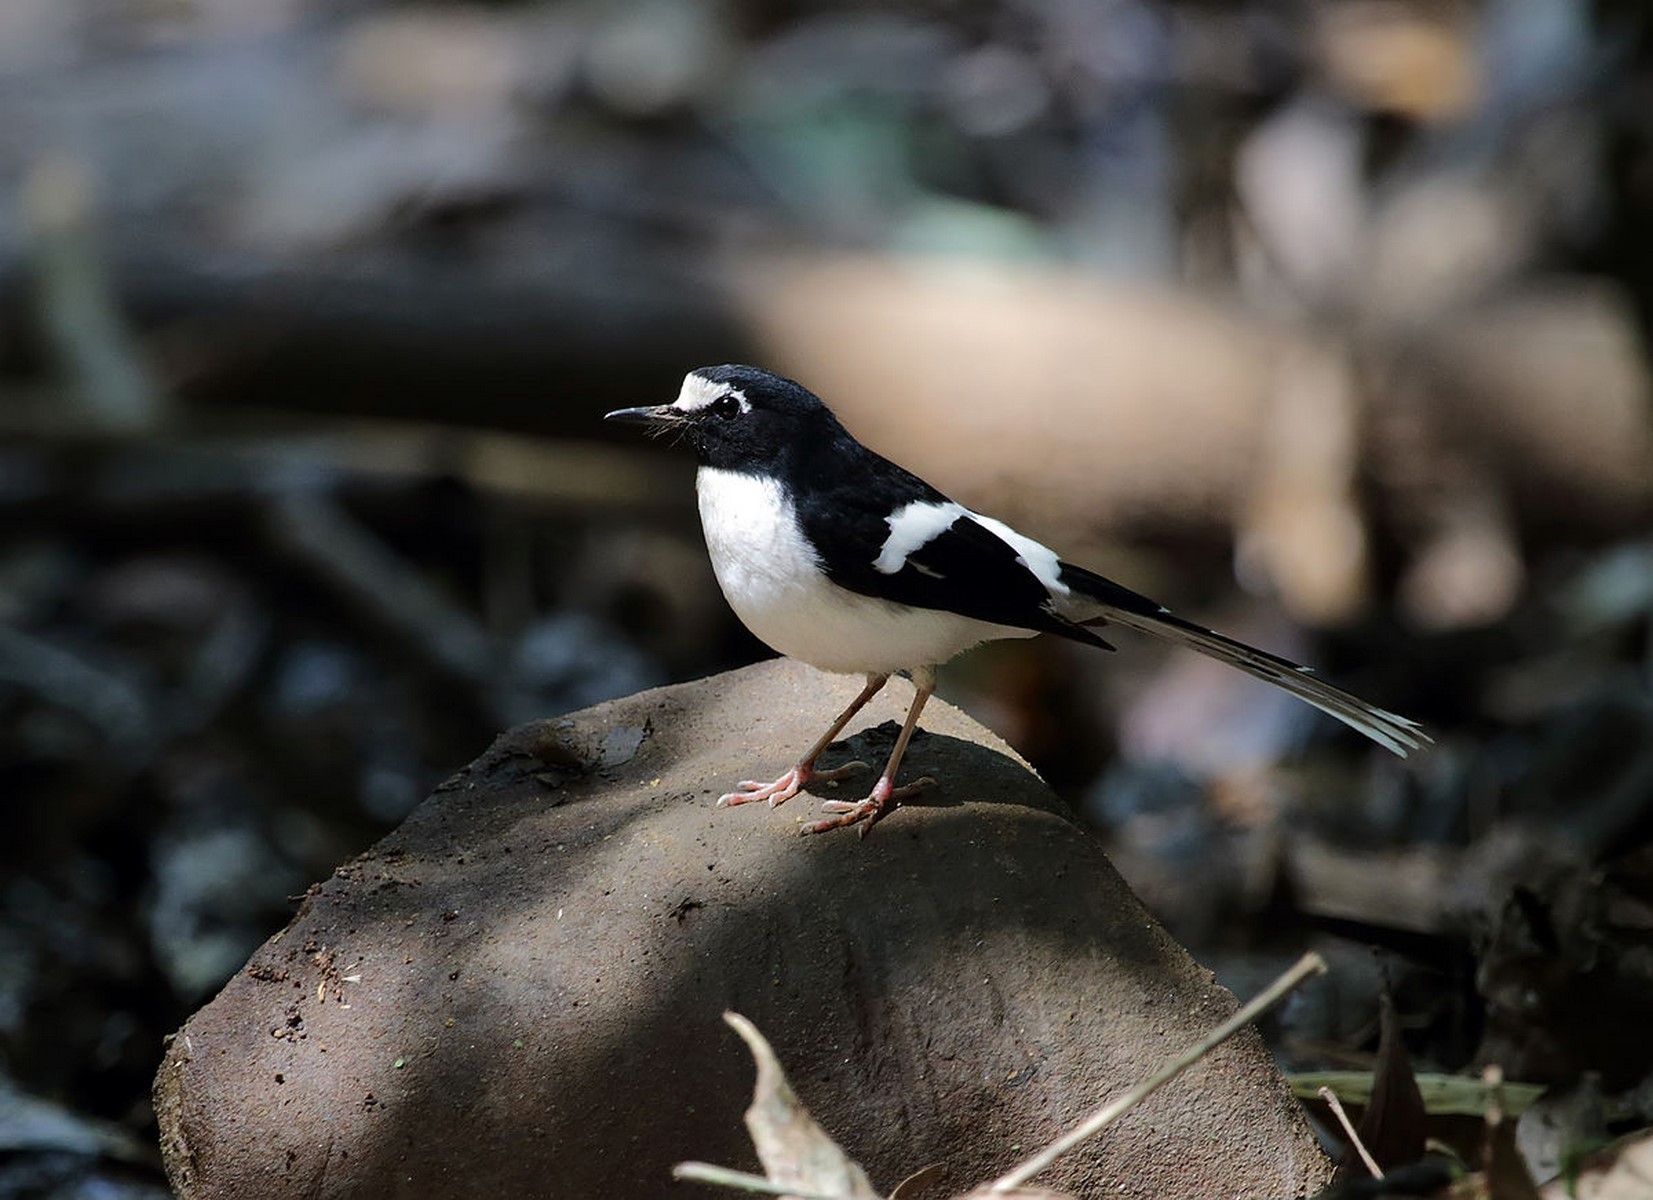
[1318,1086,1382,1179]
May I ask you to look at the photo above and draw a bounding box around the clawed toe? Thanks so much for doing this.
[717,758,868,810]
[801,775,936,836]
[717,784,790,808]
[810,759,868,782]
[717,673,937,837]
[801,798,888,836]
[717,768,802,808]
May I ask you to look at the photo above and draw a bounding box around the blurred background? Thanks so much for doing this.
[2,0,1651,1194]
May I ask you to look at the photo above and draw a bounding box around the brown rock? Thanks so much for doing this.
[154,659,1330,1199]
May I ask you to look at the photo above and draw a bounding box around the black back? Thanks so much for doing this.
[677,365,1118,646]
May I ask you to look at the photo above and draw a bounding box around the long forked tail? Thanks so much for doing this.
[1058,566,1431,757]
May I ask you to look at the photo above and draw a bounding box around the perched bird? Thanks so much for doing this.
[606,365,1428,835]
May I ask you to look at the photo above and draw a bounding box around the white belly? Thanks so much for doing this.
[696,467,1031,674]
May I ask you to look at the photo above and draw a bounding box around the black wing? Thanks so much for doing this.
[790,453,1113,649]
[779,409,1428,756]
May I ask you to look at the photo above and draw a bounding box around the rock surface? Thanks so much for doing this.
[154,659,1330,1199]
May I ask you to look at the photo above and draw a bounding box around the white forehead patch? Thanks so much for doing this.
[674,373,751,414]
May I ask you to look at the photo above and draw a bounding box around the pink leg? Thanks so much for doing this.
[802,672,937,837]
[718,674,888,809]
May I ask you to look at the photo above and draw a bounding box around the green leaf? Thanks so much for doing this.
[1290,1072,1545,1118]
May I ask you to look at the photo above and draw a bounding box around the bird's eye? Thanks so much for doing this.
[712,395,741,420]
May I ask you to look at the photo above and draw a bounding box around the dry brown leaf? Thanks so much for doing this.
[888,1163,949,1199]
[724,1012,882,1200]
[1345,990,1428,1178]
[1538,1129,1653,1200]
[1314,2,1480,122]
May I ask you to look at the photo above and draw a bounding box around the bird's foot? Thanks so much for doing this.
[717,759,869,809]
[800,775,936,838]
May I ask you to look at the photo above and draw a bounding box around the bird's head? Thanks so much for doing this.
[604,365,832,470]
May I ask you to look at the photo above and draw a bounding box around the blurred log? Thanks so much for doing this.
[1419,282,1653,529]
[0,422,689,524]
[0,7,756,425]
[738,255,1279,544]
[20,154,169,434]
[53,243,750,428]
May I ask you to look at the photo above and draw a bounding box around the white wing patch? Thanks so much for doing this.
[875,500,1074,603]
[674,373,750,414]
[875,501,967,575]
[968,512,1070,597]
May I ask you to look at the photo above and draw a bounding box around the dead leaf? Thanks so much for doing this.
[1539,1129,1653,1200]
[888,1163,948,1199]
[1345,990,1428,1178]
[723,1012,882,1200]
[1515,1078,1606,1185]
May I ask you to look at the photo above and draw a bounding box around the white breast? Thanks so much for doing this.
[695,467,1033,675]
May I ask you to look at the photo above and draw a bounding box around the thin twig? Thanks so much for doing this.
[672,1161,844,1199]
[1318,1085,1383,1178]
[988,952,1328,1193]
[23,154,168,433]
[0,624,154,763]
[1480,1064,1504,1183]
[263,490,527,728]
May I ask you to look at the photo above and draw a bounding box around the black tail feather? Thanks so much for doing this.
[1056,564,1430,757]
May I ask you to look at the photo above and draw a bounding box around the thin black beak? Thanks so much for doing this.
[603,404,681,427]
